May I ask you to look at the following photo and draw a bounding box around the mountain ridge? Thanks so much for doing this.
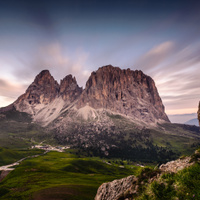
[0,65,169,126]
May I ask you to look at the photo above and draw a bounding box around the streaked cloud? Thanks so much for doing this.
[13,43,91,87]
[134,40,200,115]
[0,0,200,116]
[0,78,27,106]
[135,41,174,71]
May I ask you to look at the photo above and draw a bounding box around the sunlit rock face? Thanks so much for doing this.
[95,175,136,200]
[76,65,169,123]
[1,65,169,126]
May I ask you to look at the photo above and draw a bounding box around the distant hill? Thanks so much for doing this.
[185,118,199,126]
[168,113,197,124]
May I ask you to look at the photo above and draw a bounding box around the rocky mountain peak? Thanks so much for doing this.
[24,70,59,104]
[32,69,59,89]
[1,65,169,125]
[13,70,60,115]
[77,65,169,123]
[34,69,51,79]
[60,74,83,101]
[60,75,76,89]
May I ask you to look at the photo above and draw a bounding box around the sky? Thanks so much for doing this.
[0,0,200,116]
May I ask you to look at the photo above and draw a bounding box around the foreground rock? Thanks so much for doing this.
[95,152,198,200]
[95,175,136,200]
[159,156,193,173]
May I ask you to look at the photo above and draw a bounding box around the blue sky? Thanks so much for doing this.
[0,0,200,115]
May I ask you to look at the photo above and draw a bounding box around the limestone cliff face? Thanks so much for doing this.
[13,70,82,119]
[1,65,169,125]
[16,70,59,106]
[77,65,169,123]
[14,70,60,114]
[59,75,82,102]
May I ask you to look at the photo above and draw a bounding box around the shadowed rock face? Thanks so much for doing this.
[16,70,60,106]
[77,65,169,123]
[198,102,200,126]
[12,70,82,114]
[1,65,169,125]
[60,75,82,102]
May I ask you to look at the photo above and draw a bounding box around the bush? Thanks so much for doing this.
[0,187,9,197]
[151,181,176,200]
[176,163,200,199]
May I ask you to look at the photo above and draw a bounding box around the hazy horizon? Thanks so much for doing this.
[0,0,200,115]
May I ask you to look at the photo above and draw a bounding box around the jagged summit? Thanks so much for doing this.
[77,65,169,123]
[1,65,169,126]
[60,74,83,101]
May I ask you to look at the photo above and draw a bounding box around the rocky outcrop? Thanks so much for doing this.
[95,175,136,200]
[77,65,169,123]
[95,152,198,200]
[59,75,82,102]
[14,70,60,113]
[159,156,193,173]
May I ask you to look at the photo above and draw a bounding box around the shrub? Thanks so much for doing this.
[151,181,176,200]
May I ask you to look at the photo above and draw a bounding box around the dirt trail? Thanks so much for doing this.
[0,150,49,182]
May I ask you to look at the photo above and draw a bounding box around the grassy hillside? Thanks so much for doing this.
[0,109,200,165]
[0,148,44,166]
[125,149,200,200]
[0,109,57,165]
[0,151,141,200]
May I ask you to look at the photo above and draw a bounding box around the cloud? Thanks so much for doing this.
[134,41,174,71]
[0,78,28,106]
[13,43,91,87]
[131,39,200,115]
[0,42,92,107]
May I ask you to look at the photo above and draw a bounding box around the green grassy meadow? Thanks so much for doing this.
[0,151,141,200]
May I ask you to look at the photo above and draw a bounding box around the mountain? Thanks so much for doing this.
[185,118,199,126]
[1,65,200,163]
[0,65,169,126]
[168,113,197,124]
[76,65,169,123]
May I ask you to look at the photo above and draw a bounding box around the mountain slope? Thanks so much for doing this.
[76,65,169,123]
